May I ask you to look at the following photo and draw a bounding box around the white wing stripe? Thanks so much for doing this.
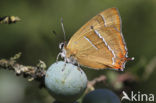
[94,30,116,65]
[100,14,106,27]
[84,36,98,50]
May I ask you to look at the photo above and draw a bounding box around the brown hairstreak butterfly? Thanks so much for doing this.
[58,8,134,71]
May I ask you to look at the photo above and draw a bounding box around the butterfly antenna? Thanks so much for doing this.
[61,17,66,41]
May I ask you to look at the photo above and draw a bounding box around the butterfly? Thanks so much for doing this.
[58,8,134,71]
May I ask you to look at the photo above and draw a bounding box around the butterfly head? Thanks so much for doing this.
[58,42,77,64]
[59,42,67,58]
[59,42,65,50]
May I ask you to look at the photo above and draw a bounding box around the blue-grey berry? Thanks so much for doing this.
[45,61,88,103]
[82,89,121,103]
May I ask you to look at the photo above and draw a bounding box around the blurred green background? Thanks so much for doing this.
[0,0,156,103]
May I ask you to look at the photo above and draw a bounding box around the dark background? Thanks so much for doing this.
[0,0,156,103]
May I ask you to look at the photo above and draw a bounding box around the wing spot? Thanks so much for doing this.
[84,36,98,50]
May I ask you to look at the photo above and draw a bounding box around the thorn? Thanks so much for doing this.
[10,52,22,60]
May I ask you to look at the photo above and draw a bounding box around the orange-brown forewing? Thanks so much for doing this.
[65,8,128,70]
[67,8,121,47]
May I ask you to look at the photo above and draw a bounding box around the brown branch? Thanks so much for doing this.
[86,75,107,93]
[85,72,137,93]
[0,53,46,86]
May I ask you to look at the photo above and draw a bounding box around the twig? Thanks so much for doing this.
[85,72,137,93]
[0,53,46,86]
[86,75,107,93]
[0,16,21,24]
[143,56,156,80]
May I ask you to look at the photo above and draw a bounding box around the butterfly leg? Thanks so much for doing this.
[77,62,80,67]
[62,57,67,71]
[56,52,62,62]
[62,63,66,71]
[77,62,83,74]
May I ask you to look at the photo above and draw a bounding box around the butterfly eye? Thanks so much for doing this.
[59,42,65,49]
